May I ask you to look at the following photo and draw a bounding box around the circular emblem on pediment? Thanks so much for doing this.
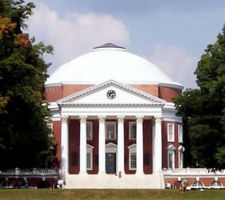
[107,90,116,99]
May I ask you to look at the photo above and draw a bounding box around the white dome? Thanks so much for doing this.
[46,43,182,88]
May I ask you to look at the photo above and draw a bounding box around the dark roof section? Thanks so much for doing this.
[93,43,125,50]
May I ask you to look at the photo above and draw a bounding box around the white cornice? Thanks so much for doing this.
[61,103,163,107]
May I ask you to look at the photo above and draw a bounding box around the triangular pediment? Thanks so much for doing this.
[57,80,165,106]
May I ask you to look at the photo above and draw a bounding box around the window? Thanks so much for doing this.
[105,122,116,140]
[129,122,136,140]
[86,144,94,170]
[178,124,183,143]
[128,144,136,170]
[86,122,93,140]
[167,123,175,142]
[86,152,92,170]
[130,153,136,170]
[167,145,175,169]
[178,146,185,168]
[168,151,174,168]
[178,150,183,168]
[47,123,53,137]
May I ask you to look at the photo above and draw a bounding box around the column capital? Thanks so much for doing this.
[136,116,144,123]
[79,115,87,123]
[117,115,125,123]
[155,117,162,123]
[98,116,106,123]
[61,115,69,122]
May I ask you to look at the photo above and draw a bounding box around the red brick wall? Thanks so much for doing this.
[45,84,92,102]
[124,119,136,174]
[143,119,153,174]
[124,119,152,174]
[131,84,159,97]
[68,119,80,174]
[162,121,183,169]
[159,86,181,102]
[62,84,93,97]
[45,86,63,102]
[162,121,168,169]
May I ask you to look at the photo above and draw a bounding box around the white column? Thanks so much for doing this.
[153,117,162,172]
[136,116,144,174]
[117,116,125,174]
[61,116,69,173]
[80,116,87,173]
[98,116,106,173]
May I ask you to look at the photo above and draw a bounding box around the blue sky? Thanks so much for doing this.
[27,0,225,88]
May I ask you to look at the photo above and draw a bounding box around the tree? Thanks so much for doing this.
[174,24,225,169]
[0,0,54,169]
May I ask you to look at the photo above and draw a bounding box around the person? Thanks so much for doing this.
[181,179,188,192]
[57,179,64,189]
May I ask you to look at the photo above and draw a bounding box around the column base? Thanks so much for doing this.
[79,171,87,175]
[135,171,144,176]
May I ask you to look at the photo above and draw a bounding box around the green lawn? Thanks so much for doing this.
[0,189,225,200]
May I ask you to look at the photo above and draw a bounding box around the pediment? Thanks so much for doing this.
[106,142,117,148]
[128,144,136,149]
[57,80,165,106]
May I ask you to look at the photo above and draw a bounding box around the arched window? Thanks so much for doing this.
[167,145,176,169]
[178,146,185,168]
[128,144,136,170]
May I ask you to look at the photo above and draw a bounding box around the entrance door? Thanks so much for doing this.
[106,153,116,174]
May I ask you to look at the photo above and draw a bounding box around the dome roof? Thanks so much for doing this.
[46,43,182,88]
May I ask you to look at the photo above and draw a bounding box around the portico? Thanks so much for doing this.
[58,80,166,179]
[61,114,163,176]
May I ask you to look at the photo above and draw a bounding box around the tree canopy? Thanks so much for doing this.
[0,0,54,169]
[174,24,225,169]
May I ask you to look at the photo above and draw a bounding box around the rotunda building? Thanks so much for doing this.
[46,43,184,189]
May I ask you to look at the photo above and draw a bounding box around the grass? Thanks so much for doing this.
[0,189,225,200]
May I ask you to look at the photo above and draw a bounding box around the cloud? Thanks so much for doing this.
[27,3,130,73]
[147,45,198,88]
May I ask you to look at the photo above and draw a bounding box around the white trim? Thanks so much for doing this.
[178,146,185,151]
[167,123,175,142]
[105,121,117,140]
[162,117,182,123]
[105,142,117,153]
[86,121,93,140]
[159,82,183,90]
[128,144,136,170]
[129,122,136,140]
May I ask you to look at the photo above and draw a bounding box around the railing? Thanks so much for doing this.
[163,168,225,175]
[0,168,60,176]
